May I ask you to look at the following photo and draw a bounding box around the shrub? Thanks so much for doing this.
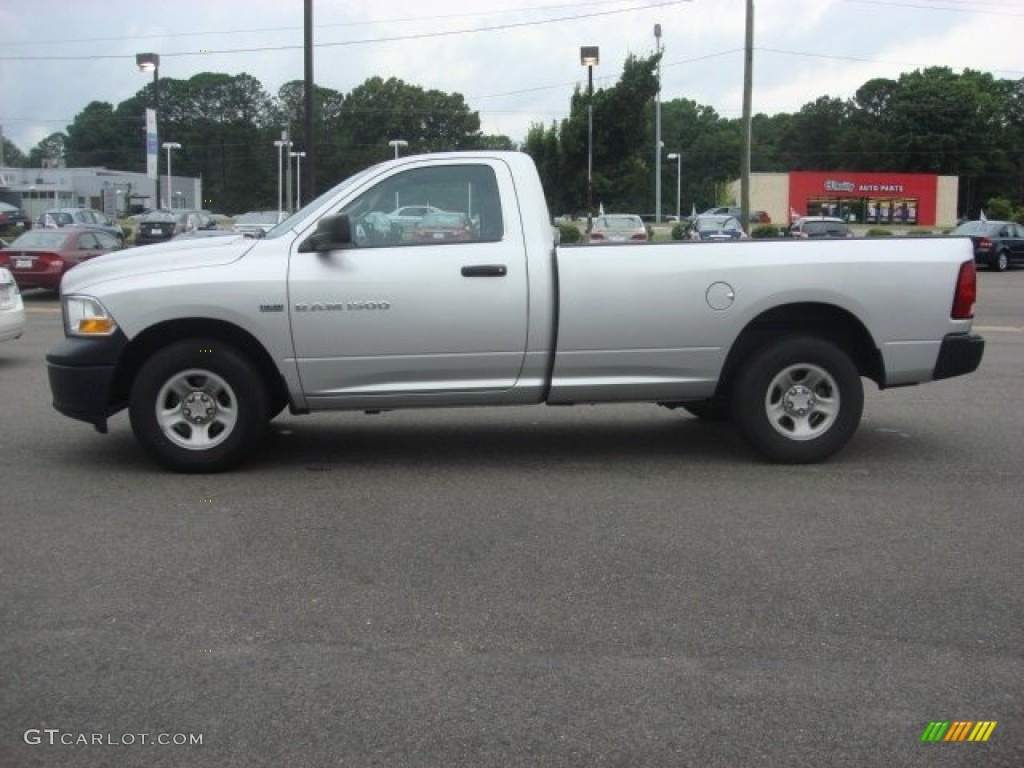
[751,224,780,239]
[671,223,686,240]
[982,196,1015,221]
[907,229,934,236]
[120,226,134,242]
[866,228,893,237]
[557,222,582,244]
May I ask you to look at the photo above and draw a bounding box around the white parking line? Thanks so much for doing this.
[974,325,1024,333]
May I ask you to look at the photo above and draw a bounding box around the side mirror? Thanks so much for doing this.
[299,214,354,252]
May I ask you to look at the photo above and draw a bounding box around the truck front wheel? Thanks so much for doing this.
[129,339,269,472]
[731,336,863,463]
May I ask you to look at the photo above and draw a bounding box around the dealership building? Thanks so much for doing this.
[0,165,202,222]
[730,171,959,228]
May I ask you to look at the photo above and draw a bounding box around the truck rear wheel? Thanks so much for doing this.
[731,335,863,463]
[129,338,269,472]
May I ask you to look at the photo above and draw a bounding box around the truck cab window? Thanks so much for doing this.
[339,164,503,248]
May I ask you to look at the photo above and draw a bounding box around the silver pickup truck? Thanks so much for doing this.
[46,151,984,472]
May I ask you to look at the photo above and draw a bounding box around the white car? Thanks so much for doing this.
[386,205,446,233]
[0,268,26,342]
[232,211,285,237]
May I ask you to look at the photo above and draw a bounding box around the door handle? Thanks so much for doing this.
[461,264,507,277]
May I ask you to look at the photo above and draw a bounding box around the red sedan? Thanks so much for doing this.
[0,227,123,291]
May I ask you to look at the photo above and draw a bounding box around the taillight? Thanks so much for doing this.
[590,233,605,241]
[952,260,976,319]
[0,253,8,267]
[977,237,992,251]
[631,233,647,241]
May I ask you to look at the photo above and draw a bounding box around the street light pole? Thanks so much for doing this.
[667,153,681,222]
[654,24,663,223]
[273,136,288,220]
[136,53,160,211]
[290,151,306,208]
[580,46,599,232]
[162,142,181,209]
[388,139,408,159]
[284,135,293,212]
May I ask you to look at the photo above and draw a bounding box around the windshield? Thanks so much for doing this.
[11,231,68,248]
[262,161,387,240]
[696,216,732,232]
[39,211,73,227]
[595,215,641,230]
[952,221,997,235]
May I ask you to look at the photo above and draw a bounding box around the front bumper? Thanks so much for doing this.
[932,333,985,381]
[46,330,129,432]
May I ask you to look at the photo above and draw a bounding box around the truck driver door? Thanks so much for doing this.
[287,160,529,409]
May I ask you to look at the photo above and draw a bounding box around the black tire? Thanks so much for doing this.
[993,250,1009,272]
[679,398,731,421]
[129,338,269,472]
[730,335,863,464]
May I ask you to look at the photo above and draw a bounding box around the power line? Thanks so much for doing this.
[0,0,689,62]
[845,0,1024,15]
[3,0,667,47]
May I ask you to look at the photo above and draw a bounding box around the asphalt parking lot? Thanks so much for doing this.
[1,272,1022,767]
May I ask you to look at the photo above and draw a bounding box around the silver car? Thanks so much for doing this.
[0,268,25,343]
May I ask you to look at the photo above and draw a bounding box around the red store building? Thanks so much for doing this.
[737,171,959,228]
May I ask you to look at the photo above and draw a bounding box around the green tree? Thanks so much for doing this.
[524,121,567,214]
[28,133,68,168]
[334,77,482,179]
[1,135,28,167]
[65,102,137,168]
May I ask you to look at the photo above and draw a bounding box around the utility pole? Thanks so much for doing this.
[303,0,315,202]
[740,0,754,232]
[654,24,663,224]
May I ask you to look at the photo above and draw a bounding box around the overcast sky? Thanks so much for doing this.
[1,0,1022,157]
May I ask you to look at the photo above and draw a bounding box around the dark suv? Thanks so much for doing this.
[951,219,1024,272]
[136,209,207,245]
[785,216,854,239]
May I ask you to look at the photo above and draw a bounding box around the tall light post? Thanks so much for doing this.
[136,53,160,210]
[388,139,408,159]
[162,142,181,209]
[290,150,306,208]
[580,46,599,231]
[667,152,682,222]
[654,24,663,223]
[284,136,293,212]
[273,136,288,220]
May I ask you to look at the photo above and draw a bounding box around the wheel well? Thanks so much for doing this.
[111,319,290,413]
[717,303,885,395]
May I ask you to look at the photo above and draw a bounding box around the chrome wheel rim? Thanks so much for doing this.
[764,363,839,441]
[155,368,239,451]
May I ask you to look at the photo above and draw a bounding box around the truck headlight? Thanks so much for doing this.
[63,295,119,337]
